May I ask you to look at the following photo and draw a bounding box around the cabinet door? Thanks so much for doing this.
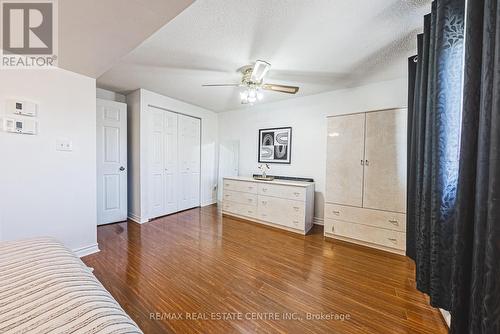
[363,109,407,213]
[325,113,365,207]
[164,111,178,214]
[178,115,201,210]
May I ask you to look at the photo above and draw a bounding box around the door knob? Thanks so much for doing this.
[119,166,125,171]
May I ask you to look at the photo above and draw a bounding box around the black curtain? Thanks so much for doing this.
[450,0,500,333]
[406,0,465,310]
[406,53,417,260]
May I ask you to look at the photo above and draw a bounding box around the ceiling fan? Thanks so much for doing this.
[202,60,300,104]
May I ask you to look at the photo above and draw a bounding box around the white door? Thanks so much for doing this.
[325,113,366,207]
[163,111,178,214]
[178,114,201,211]
[218,140,239,200]
[97,98,127,225]
[147,107,167,218]
[363,109,407,213]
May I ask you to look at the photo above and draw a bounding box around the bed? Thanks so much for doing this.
[0,237,142,333]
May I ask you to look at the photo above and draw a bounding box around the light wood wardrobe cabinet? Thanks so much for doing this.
[127,90,201,223]
[324,108,407,254]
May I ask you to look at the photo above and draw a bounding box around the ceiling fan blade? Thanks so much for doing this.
[202,84,241,87]
[250,60,271,82]
[262,84,299,94]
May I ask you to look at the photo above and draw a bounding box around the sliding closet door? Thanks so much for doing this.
[178,115,201,211]
[325,113,366,207]
[363,109,407,213]
[163,111,178,215]
[147,108,167,218]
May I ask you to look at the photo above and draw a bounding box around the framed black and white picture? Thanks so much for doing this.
[258,127,292,164]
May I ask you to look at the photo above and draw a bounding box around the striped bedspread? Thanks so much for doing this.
[0,237,142,334]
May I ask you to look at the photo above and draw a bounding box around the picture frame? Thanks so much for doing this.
[258,127,292,164]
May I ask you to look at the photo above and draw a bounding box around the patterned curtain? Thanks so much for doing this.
[450,0,500,332]
[406,0,465,310]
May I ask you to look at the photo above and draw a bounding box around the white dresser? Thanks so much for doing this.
[324,108,407,254]
[221,176,315,235]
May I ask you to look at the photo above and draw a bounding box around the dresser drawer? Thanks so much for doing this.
[222,201,257,218]
[223,179,258,194]
[223,190,257,206]
[324,218,405,250]
[258,195,305,226]
[324,203,405,232]
[258,183,305,201]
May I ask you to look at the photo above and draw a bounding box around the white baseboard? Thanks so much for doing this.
[201,199,217,207]
[440,308,451,328]
[313,217,324,225]
[128,213,147,224]
[73,243,100,258]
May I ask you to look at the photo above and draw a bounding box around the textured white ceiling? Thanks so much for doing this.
[97,0,431,112]
[58,0,194,77]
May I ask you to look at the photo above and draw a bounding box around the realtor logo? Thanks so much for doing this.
[1,0,58,68]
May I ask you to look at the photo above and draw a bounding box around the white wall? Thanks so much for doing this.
[0,68,98,256]
[218,78,407,222]
[96,87,126,103]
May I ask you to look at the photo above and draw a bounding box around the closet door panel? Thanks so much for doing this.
[325,113,365,207]
[363,109,407,213]
[178,115,201,210]
[164,111,178,214]
[147,109,167,218]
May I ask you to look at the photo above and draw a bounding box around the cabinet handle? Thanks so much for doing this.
[388,238,397,243]
[332,210,340,215]
[247,210,253,214]
[365,160,369,166]
[388,219,399,226]
[360,160,364,166]
[247,198,253,202]
[225,184,230,187]
[262,188,268,192]
[332,225,335,232]
[293,206,300,211]
[261,213,267,217]
[293,220,299,224]
[248,186,254,190]
[261,201,267,205]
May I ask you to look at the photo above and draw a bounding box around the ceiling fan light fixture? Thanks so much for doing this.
[240,87,264,105]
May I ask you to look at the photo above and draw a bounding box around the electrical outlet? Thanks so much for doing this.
[56,138,73,151]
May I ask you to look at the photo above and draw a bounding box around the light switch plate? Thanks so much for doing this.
[56,138,73,151]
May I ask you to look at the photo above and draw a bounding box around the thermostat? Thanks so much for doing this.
[3,118,38,135]
[6,99,38,117]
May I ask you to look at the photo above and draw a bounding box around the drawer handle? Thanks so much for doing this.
[248,186,254,190]
[247,210,253,214]
[332,210,340,215]
[388,238,397,243]
[293,192,300,196]
[225,194,230,197]
[293,220,299,224]
[293,206,300,211]
[262,188,268,192]
[247,198,253,202]
[261,201,267,205]
[388,219,399,226]
[225,183,230,187]
[261,213,267,217]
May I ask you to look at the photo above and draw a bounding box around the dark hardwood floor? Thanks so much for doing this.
[83,205,448,334]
